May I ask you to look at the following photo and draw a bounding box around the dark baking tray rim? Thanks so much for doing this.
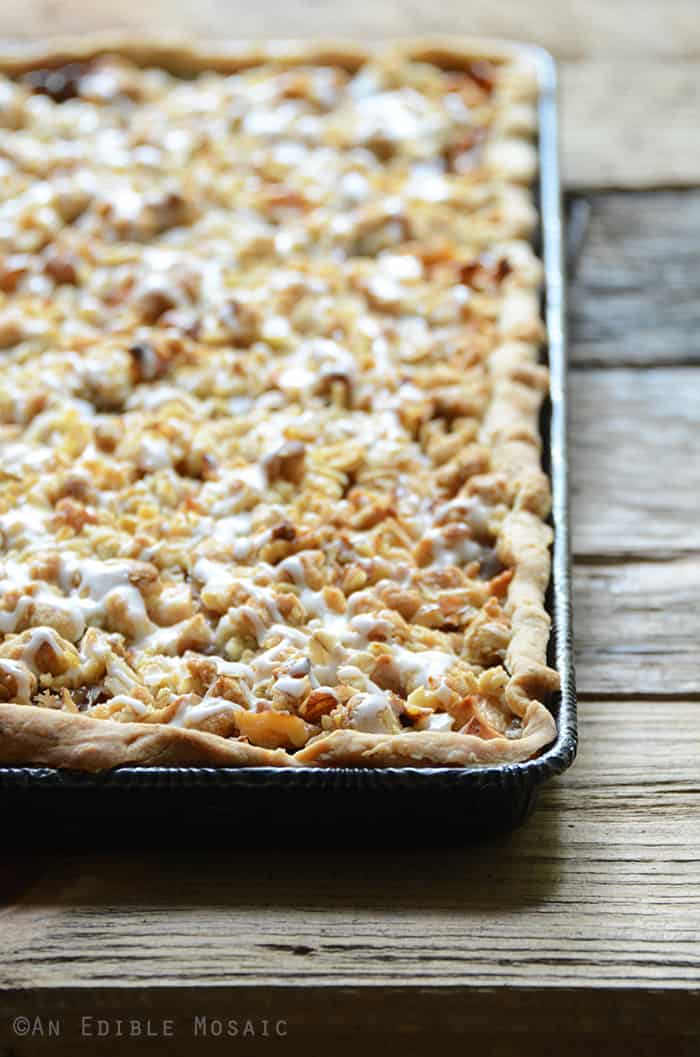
[0,43,576,801]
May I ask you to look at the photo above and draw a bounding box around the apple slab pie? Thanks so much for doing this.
[0,39,559,770]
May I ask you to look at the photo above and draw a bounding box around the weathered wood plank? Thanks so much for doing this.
[561,61,700,189]
[570,367,700,558]
[2,1,700,61]
[0,701,697,1018]
[574,557,700,696]
[570,192,700,366]
[569,336,696,689]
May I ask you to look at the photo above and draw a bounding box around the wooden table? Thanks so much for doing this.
[1,4,699,1054]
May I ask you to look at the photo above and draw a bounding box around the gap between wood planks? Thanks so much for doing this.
[574,551,700,564]
[573,359,700,370]
[578,691,700,702]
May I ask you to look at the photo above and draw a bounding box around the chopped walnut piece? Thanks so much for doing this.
[271,521,297,542]
[0,311,25,349]
[219,300,261,347]
[263,441,306,485]
[135,287,177,325]
[0,256,29,293]
[147,191,195,234]
[299,687,338,722]
[53,498,97,534]
[128,341,171,382]
[44,252,79,285]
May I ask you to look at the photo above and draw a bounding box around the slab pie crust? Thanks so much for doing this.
[0,35,559,770]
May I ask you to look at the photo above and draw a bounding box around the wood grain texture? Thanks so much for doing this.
[0,701,698,1055]
[570,192,700,365]
[574,558,700,696]
[561,61,700,189]
[2,0,700,60]
[570,367,700,558]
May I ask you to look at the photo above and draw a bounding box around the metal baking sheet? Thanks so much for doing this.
[0,42,576,846]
